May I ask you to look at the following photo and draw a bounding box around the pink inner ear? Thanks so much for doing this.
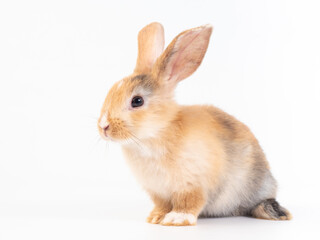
[169,31,202,82]
[160,25,212,84]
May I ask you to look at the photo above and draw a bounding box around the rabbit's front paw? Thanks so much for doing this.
[147,212,165,224]
[161,211,197,226]
[147,209,168,224]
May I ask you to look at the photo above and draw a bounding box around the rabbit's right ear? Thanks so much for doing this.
[134,22,165,74]
[152,24,212,90]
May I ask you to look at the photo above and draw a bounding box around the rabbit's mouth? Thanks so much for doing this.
[98,129,109,140]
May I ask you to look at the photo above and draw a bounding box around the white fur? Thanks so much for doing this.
[99,114,108,129]
[161,212,196,225]
[122,142,172,198]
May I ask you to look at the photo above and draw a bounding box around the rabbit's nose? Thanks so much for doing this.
[103,125,109,137]
[103,125,109,132]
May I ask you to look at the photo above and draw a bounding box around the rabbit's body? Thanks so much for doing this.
[98,23,291,225]
[122,105,276,218]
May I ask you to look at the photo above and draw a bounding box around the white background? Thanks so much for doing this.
[0,0,320,239]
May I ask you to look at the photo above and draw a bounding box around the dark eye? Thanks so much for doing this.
[131,96,144,108]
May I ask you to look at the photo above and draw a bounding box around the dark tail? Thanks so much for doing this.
[251,199,292,220]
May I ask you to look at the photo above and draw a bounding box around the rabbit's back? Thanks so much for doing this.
[189,105,278,217]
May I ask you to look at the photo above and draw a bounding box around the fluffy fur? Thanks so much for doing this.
[97,22,291,226]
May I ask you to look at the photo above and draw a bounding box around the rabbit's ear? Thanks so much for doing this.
[134,22,165,74]
[152,24,212,88]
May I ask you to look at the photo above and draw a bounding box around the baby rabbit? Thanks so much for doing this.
[97,22,291,226]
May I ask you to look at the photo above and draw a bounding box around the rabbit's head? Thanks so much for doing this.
[98,23,212,143]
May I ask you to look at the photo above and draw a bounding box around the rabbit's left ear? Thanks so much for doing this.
[134,22,165,74]
[152,24,213,87]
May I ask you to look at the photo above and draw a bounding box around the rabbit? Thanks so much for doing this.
[97,22,291,226]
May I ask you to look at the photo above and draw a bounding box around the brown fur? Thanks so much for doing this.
[171,188,206,215]
[135,23,164,73]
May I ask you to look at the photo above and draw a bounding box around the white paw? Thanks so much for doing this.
[161,211,197,226]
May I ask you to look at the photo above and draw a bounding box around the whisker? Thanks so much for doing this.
[125,124,156,130]
[127,132,148,152]
[86,116,99,120]
[129,135,141,148]
[87,134,102,155]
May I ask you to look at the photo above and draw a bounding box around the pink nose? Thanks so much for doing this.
[103,125,109,132]
[102,125,109,137]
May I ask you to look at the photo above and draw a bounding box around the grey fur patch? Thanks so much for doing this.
[264,199,287,217]
[131,74,157,92]
[200,140,277,217]
[236,143,277,215]
[131,74,148,82]
[207,107,237,137]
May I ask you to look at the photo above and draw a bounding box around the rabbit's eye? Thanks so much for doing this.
[131,96,144,108]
